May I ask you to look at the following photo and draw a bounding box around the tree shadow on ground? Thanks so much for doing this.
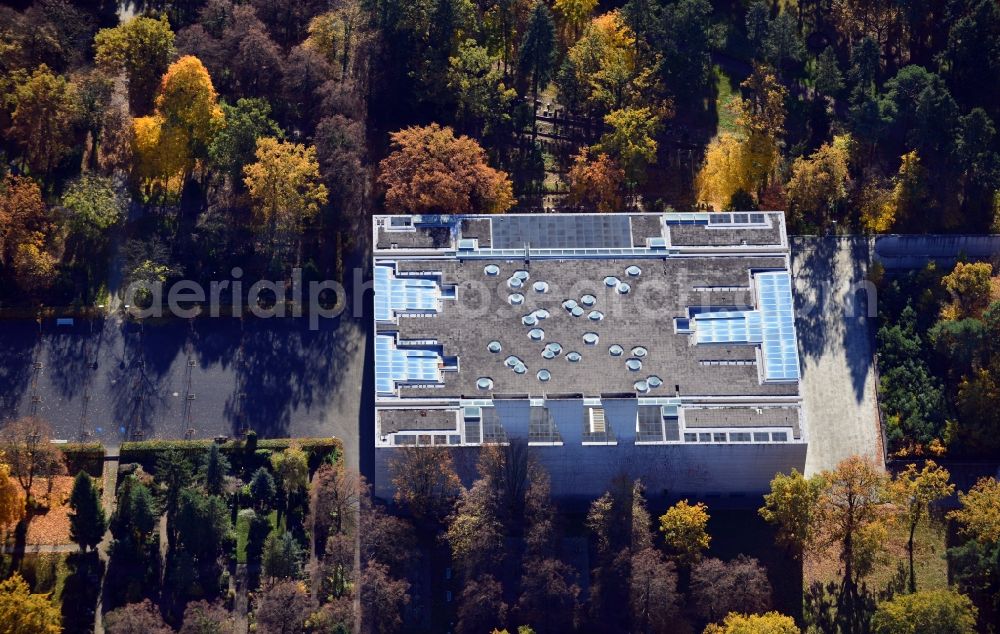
[792,236,875,403]
[62,551,104,634]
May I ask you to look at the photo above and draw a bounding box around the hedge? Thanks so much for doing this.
[60,443,105,478]
[118,436,342,476]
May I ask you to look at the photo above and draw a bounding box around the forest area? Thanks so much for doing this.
[0,0,999,308]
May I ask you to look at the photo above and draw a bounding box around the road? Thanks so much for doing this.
[791,237,884,474]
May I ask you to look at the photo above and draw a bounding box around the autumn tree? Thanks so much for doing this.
[309,463,361,557]
[94,16,176,114]
[599,107,661,183]
[703,611,799,634]
[456,574,507,634]
[270,444,309,516]
[133,56,223,192]
[659,499,711,566]
[567,149,625,212]
[0,175,58,294]
[871,589,978,634]
[378,123,515,214]
[6,64,78,175]
[359,560,411,634]
[244,137,328,263]
[690,556,773,624]
[69,471,108,553]
[104,600,173,634]
[892,461,954,591]
[253,581,315,634]
[554,0,598,43]
[785,135,852,228]
[628,547,680,634]
[814,456,893,604]
[696,134,755,208]
[447,40,516,139]
[0,417,66,505]
[759,469,823,559]
[179,600,233,634]
[516,557,580,633]
[949,477,1000,544]
[942,262,993,319]
[0,455,24,536]
[0,573,61,634]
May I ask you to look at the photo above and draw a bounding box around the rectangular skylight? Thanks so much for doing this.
[374,265,440,322]
[755,271,800,381]
[375,335,442,394]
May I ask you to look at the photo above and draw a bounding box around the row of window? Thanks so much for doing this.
[683,431,789,443]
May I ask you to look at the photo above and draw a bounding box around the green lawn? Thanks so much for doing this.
[714,66,740,136]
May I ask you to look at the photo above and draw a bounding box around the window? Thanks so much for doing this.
[753,432,770,442]
[713,433,727,442]
[730,432,751,442]
[772,431,788,442]
[699,433,712,442]
[684,433,697,442]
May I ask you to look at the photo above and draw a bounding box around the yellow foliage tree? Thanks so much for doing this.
[243,137,328,261]
[553,0,598,43]
[599,106,661,183]
[892,461,954,592]
[696,133,755,208]
[703,611,800,634]
[948,477,1000,544]
[941,262,993,319]
[658,499,710,565]
[859,179,896,233]
[132,56,223,195]
[886,151,929,231]
[0,573,61,633]
[786,135,852,227]
[565,10,656,112]
[0,454,25,536]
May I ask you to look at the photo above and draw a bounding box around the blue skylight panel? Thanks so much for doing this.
[374,264,440,322]
[756,271,800,381]
[375,335,442,394]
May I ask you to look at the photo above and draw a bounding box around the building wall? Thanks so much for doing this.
[372,440,807,502]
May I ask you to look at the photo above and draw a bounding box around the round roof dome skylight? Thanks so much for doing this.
[634,380,649,393]
[505,355,521,368]
[545,342,562,355]
[484,264,500,276]
[513,362,527,374]
[477,377,494,390]
[513,270,530,281]
[583,332,599,345]
[533,281,549,293]
[533,308,550,320]
[609,344,624,356]
[563,299,578,310]
[631,346,648,358]
[542,349,556,359]
[487,340,502,353]
[588,310,604,321]
[604,276,620,287]
[626,265,641,277]
[566,352,582,362]
[571,306,585,317]
[522,314,538,326]
[508,277,523,289]
[626,358,642,371]
[616,282,631,294]
[581,294,596,307]
[537,369,551,381]
[647,376,663,388]
[508,293,524,305]
[528,328,545,341]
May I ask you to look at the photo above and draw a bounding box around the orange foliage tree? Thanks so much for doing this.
[377,123,515,214]
[566,148,624,212]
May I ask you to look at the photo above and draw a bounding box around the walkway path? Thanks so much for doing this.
[94,446,120,634]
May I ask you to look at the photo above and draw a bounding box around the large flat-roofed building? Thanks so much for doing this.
[372,212,807,498]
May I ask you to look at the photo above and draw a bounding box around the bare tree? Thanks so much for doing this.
[0,417,66,505]
[690,555,773,625]
[388,446,462,526]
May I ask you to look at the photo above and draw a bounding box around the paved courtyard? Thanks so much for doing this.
[791,237,883,475]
